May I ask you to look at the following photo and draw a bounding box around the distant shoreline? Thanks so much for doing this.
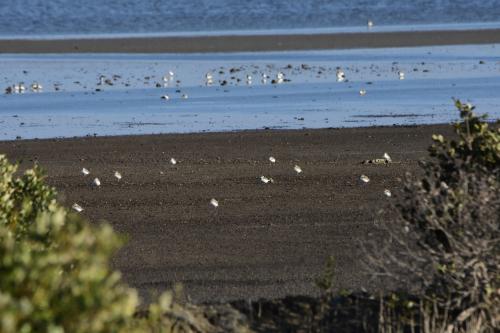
[1,28,500,53]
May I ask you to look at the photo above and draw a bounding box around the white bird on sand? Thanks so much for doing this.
[170,158,177,165]
[181,93,188,99]
[210,198,219,208]
[161,95,170,100]
[384,189,392,197]
[82,168,90,176]
[398,71,405,80]
[360,174,370,183]
[72,203,84,212]
[205,72,213,80]
[260,176,271,184]
[383,152,392,163]
[93,178,101,186]
[114,171,122,180]
[294,165,302,174]
[359,89,367,96]
[269,156,276,163]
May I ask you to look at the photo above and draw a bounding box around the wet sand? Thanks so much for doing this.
[2,28,500,53]
[0,124,453,303]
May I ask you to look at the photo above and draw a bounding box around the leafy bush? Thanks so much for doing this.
[427,100,500,182]
[365,101,500,332]
[0,155,139,332]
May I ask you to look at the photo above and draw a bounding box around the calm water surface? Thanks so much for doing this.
[1,0,500,37]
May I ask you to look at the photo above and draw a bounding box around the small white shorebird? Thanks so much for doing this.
[276,72,284,84]
[260,176,271,184]
[82,168,90,176]
[72,203,84,212]
[360,174,370,183]
[181,93,188,99]
[210,198,219,208]
[336,69,346,82]
[359,89,367,96]
[261,73,269,84]
[205,72,214,85]
[93,178,101,186]
[269,156,276,163]
[384,189,392,197]
[161,95,170,101]
[294,165,302,174]
[114,171,122,180]
[383,152,392,163]
[367,20,374,29]
[398,71,405,80]
[163,71,175,82]
[13,83,26,94]
[30,82,43,92]
[98,75,106,85]
[170,158,177,165]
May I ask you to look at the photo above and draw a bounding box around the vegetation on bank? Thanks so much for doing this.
[362,100,499,332]
[0,100,498,332]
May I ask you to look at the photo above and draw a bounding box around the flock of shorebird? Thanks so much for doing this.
[71,152,393,213]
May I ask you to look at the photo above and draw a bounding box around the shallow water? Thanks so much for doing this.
[1,0,500,37]
[1,44,500,140]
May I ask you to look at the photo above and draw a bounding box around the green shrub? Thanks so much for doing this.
[427,100,500,182]
[0,155,139,332]
[365,101,500,332]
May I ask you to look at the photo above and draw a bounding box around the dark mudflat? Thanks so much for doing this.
[0,125,453,303]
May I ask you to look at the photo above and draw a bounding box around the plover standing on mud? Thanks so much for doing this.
[72,203,84,212]
[384,189,392,197]
[170,158,177,165]
[210,198,219,208]
[260,176,271,184]
[93,178,101,186]
[82,168,90,176]
[294,165,302,174]
[360,174,370,183]
[269,156,276,163]
[114,171,122,180]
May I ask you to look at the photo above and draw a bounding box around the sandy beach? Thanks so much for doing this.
[2,28,500,53]
[0,124,454,303]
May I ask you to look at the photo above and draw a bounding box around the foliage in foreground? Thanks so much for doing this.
[0,156,138,332]
[365,101,500,332]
